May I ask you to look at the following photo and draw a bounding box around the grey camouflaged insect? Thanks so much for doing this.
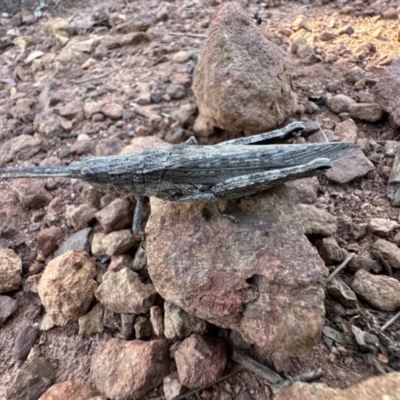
[0,122,356,234]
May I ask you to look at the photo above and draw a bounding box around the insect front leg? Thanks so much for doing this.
[211,158,332,199]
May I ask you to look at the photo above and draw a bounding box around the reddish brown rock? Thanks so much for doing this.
[95,138,125,157]
[0,295,18,327]
[6,357,55,400]
[351,269,400,311]
[348,103,383,122]
[95,198,134,232]
[285,177,319,205]
[65,204,97,230]
[102,103,124,119]
[38,226,63,256]
[147,186,328,357]
[91,339,169,400]
[368,218,398,236]
[297,204,337,237]
[317,237,343,264]
[175,334,227,389]
[59,100,84,122]
[334,118,358,142]
[101,230,139,256]
[34,113,62,138]
[326,278,358,308]
[0,135,42,163]
[276,372,400,400]
[371,239,400,269]
[12,179,52,209]
[0,190,25,232]
[193,2,297,133]
[95,267,156,314]
[39,380,101,400]
[0,247,22,293]
[374,58,400,126]
[325,147,374,184]
[38,251,98,326]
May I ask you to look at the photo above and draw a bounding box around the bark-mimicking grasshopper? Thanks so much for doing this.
[0,122,356,234]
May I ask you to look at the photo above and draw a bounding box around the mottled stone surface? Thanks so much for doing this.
[297,204,337,237]
[95,267,156,314]
[0,295,18,327]
[38,251,98,326]
[351,269,400,311]
[193,2,297,133]
[276,372,400,400]
[371,239,400,270]
[325,147,374,184]
[374,57,400,125]
[147,185,328,356]
[91,339,169,400]
[6,357,55,400]
[38,380,101,400]
[175,334,227,389]
[0,246,22,293]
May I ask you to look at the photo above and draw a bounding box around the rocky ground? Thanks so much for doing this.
[1,0,400,399]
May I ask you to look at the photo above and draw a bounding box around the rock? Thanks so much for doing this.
[81,184,103,208]
[348,103,383,122]
[121,313,135,339]
[276,372,400,400]
[95,138,125,156]
[150,305,164,337]
[292,14,311,32]
[326,278,358,308]
[347,255,382,273]
[34,113,62,138]
[91,339,169,400]
[175,334,227,389]
[171,103,197,124]
[317,237,343,264]
[100,32,151,50]
[147,186,328,357]
[192,115,215,137]
[108,254,134,272]
[41,17,73,46]
[134,316,153,339]
[6,357,55,400]
[368,218,398,236]
[102,103,124,119]
[0,190,25,232]
[383,7,398,19]
[65,204,97,230]
[334,118,358,142]
[59,100,84,122]
[83,102,103,119]
[171,51,192,64]
[38,251,98,326]
[327,94,356,114]
[371,239,400,270]
[285,177,319,205]
[13,325,39,362]
[11,179,52,209]
[95,268,156,314]
[166,84,186,100]
[101,230,139,256]
[0,246,22,293]
[37,226,63,256]
[325,147,374,184]
[78,303,104,336]
[374,58,400,126]
[297,204,337,237]
[54,228,92,257]
[193,2,297,134]
[351,269,400,311]
[164,302,209,339]
[132,247,147,271]
[71,38,97,53]
[0,135,42,163]
[38,380,101,400]
[385,140,400,157]
[163,372,186,400]
[0,295,18,327]
[95,198,133,231]
[292,38,320,65]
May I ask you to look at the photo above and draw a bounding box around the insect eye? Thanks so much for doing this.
[81,167,95,177]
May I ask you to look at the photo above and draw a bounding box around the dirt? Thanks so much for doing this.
[0,0,400,399]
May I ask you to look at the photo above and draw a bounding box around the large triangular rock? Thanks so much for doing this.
[146,185,328,357]
[193,2,298,134]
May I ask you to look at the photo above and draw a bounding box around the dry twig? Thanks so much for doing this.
[326,253,355,283]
